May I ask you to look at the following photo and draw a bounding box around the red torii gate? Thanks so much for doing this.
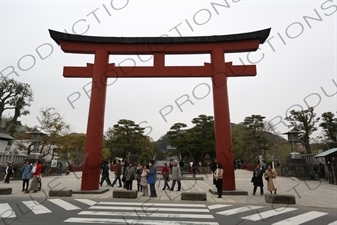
[49,28,271,191]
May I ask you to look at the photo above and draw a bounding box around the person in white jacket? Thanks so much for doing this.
[169,161,182,191]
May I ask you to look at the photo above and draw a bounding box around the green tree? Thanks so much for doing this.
[190,115,215,160]
[319,112,337,142]
[0,117,22,136]
[241,115,273,162]
[0,78,33,133]
[232,123,251,160]
[37,108,71,157]
[104,119,147,158]
[167,122,188,149]
[285,107,320,154]
[57,133,86,166]
[167,115,215,161]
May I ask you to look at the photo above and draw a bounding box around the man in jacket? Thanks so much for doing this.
[100,161,112,186]
[111,160,122,187]
[169,161,182,191]
[148,160,157,197]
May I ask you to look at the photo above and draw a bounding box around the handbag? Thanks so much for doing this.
[251,177,255,183]
[31,166,37,174]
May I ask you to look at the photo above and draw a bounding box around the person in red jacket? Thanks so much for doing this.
[161,163,170,190]
[25,161,43,193]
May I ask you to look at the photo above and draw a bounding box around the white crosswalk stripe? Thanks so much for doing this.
[74,199,97,206]
[241,207,298,221]
[327,221,337,225]
[22,200,52,215]
[89,205,210,212]
[64,218,219,225]
[272,211,329,225]
[208,204,231,210]
[78,211,214,219]
[0,203,16,218]
[48,199,81,211]
[97,202,206,207]
[216,205,264,216]
[64,202,217,225]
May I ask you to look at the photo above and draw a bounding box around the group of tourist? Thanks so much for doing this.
[4,160,43,193]
[101,159,158,197]
[251,163,279,195]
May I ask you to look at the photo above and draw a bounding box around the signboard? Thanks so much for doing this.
[51,160,57,168]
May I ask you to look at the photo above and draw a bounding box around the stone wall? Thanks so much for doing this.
[280,156,315,179]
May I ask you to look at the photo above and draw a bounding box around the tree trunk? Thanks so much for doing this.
[4,111,19,133]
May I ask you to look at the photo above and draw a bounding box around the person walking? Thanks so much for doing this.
[57,162,63,176]
[125,162,136,190]
[252,164,264,196]
[21,160,32,191]
[111,160,123,187]
[148,160,157,197]
[214,163,224,198]
[4,162,14,184]
[100,161,112,186]
[140,164,149,196]
[264,165,279,194]
[169,161,182,191]
[192,160,198,178]
[179,160,185,176]
[161,163,170,190]
[136,164,143,192]
[169,159,173,175]
[25,161,42,193]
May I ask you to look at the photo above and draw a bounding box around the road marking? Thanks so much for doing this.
[328,221,337,225]
[241,207,298,221]
[48,199,80,211]
[208,204,231,210]
[64,217,219,224]
[0,203,16,218]
[22,200,52,215]
[97,202,206,207]
[272,211,328,225]
[89,206,209,212]
[74,199,97,206]
[216,206,264,216]
[79,210,213,218]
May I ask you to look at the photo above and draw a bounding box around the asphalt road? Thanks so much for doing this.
[1,196,337,225]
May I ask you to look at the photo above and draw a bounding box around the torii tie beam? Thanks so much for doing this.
[49,28,271,191]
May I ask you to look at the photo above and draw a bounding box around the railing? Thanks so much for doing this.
[302,154,325,164]
[0,152,27,165]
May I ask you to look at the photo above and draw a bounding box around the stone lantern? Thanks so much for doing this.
[283,127,303,159]
[26,127,47,162]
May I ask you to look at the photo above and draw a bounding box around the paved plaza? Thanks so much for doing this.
[2,169,337,209]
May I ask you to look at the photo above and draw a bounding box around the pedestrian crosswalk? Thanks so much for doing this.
[0,199,95,218]
[65,202,217,225]
[1,199,336,225]
[210,204,336,225]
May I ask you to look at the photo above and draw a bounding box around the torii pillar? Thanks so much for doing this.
[49,28,271,191]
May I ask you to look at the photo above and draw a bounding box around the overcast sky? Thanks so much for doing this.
[1,0,336,141]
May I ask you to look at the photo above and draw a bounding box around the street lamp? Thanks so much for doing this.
[283,127,303,159]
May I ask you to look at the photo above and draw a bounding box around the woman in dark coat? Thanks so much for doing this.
[252,164,264,195]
